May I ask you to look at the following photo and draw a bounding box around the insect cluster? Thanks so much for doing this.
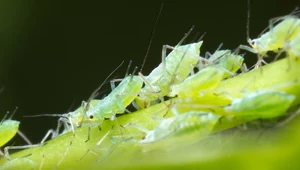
[0,10,300,170]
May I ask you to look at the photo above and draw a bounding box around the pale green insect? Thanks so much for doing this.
[136,40,204,108]
[79,75,143,127]
[168,66,225,98]
[205,50,244,77]
[0,109,39,161]
[169,50,244,98]
[224,90,295,119]
[27,63,144,137]
[0,113,19,152]
[238,10,300,67]
[246,17,300,55]
[112,111,220,144]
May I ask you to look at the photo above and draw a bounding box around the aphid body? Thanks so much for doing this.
[136,41,203,108]
[248,17,300,55]
[225,90,295,119]
[69,75,143,127]
[139,111,220,144]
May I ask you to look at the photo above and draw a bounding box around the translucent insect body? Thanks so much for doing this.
[248,17,300,55]
[0,119,19,150]
[82,75,143,126]
[139,111,220,144]
[136,41,203,108]
[225,90,295,119]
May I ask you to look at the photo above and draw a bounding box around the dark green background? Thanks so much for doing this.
[0,0,298,143]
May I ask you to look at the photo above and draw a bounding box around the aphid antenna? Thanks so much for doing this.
[215,43,224,53]
[169,30,206,84]
[140,3,164,73]
[170,38,195,81]
[81,61,125,126]
[0,111,10,124]
[24,113,68,119]
[197,31,207,43]
[0,106,19,123]
[246,0,252,44]
[130,66,139,81]
[86,61,125,104]
[8,106,18,120]
[176,25,195,47]
[125,60,132,77]
[204,43,229,65]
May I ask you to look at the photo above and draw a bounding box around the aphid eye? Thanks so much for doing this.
[251,40,255,46]
[89,115,94,119]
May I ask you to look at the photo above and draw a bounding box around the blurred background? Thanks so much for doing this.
[0,0,298,144]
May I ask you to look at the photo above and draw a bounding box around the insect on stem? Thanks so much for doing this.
[81,61,125,127]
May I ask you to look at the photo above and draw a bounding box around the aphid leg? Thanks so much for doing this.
[138,72,162,107]
[85,126,92,143]
[55,140,72,169]
[57,117,74,135]
[240,63,249,73]
[160,25,196,78]
[164,45,210,67]
[79,148,102,161]
[39,129,57,144]
[131,100,141,110]
[96,125,114,146]
[236,44,257,54]
[17,130,32,145]
[110,78,124,91]
[275,107,300,128]
[4,144,40,161]
[39,154,44,170]
[80,126,114,161]
[151,101,172,121]
[121,122,150,134]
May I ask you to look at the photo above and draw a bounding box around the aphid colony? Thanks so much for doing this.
[0,10,300,169]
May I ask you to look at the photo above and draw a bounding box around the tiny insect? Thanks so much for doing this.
[0,112,20,156]
[25,62,143,139]
[136,37,204,108]
[0,108,40,161]
[82,74,143,126]
[224,90,295,119]
[111,107,220,144]
[204,49,244,77]
[239,4,300,67]
[168,66,225,98]
[168,48,244,98]
[24,3,164,139]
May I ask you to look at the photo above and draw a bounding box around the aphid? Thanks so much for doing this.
[0,109,40,161]
[82,75,143,127]
[239,4,300,67]
[112,110,220,144]
[168,66,225,98]
[136,39,204,108]
[224,90,295,119]
[168,49,244,98]
[247,17,300,55]
[0,113,19,156]
[205,49,244,77]
[25,62,143,137]
[24,3,164,139]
